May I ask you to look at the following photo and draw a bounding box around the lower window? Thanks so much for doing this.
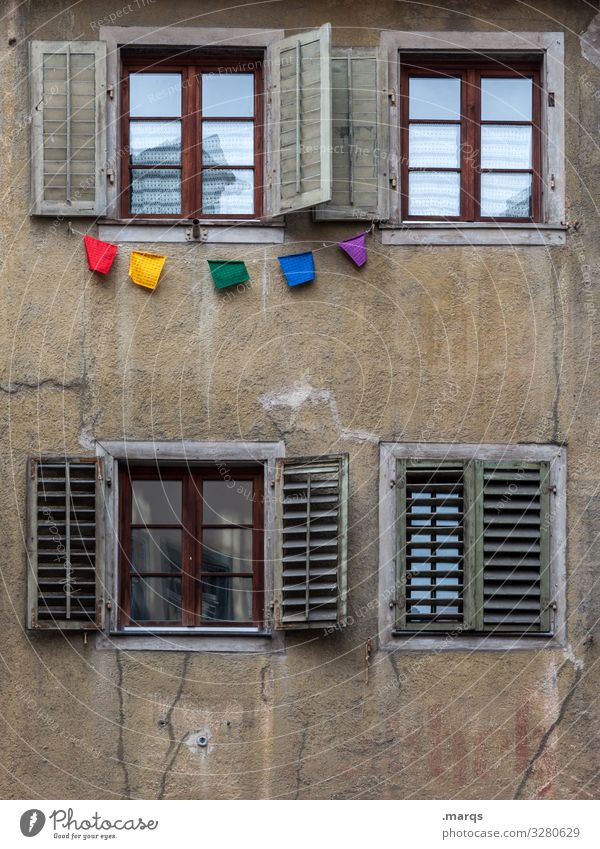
[118,465,264,627]
[380,444,566,641]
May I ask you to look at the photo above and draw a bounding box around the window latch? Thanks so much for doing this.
[106,168,115,185]
[388,88,396,106]
[107,84,115,100]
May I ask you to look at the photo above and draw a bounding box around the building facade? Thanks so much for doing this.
[0,0,599,799]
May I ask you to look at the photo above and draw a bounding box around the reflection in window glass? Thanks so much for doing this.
[130,121,182,165]
[202,122,254,166]
[131,480,182,525]
[202,576,253,621]
[129,73,182,117]
[480,172,532,218]
[131,529,182,572]
[130,169,182,215]
[409,77,461,120]
[202,169,254,215]
[481,77,532,121]
[202,480,253,524]
[131,576,181,621]
[202,74,254,117]
[202,528,254,573]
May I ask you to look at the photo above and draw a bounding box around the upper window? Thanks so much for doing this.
[120,55,263,219]
[400,61,541,222]
[118,465,264,627]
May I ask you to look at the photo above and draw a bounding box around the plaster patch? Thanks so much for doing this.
[259,380,379,444]
[581,13,600,70]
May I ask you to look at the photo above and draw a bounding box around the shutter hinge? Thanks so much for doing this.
[545,484,557,495]
[390,175,397,190]
[107,84,115,100]
[550,173,556,191]
[388,88,396,106]
[96,458,103,481]
[548,91,555,107]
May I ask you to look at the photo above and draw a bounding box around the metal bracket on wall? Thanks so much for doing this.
[185,219,208,242]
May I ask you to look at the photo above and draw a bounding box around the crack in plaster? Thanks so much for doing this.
[0,378,82,394]
[513,656,584,799]
[115,653,132,800]
[293,723,309,800]
[157,653,191,800]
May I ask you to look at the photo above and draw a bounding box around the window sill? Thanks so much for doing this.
[381,632,563,652]
[96,628,285,653]
[380,222,567,247]
[98,219,285,245]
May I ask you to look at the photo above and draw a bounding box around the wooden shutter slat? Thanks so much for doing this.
[274,454,348,629]
[30,40,107,216]
[27,458,102,630]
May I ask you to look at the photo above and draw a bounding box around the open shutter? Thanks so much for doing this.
[478,461,551,632]
[269,24,332,215]
[30,41,107,216]
[27,458,103,630]
[274,454,348,629]
[315,48,388,220]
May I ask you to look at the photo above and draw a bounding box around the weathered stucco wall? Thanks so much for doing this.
[0,0,599,799]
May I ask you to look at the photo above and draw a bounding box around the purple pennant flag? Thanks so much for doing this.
[338,232,367,268]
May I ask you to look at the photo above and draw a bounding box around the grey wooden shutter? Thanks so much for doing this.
[395,460,466,631]
[30,41,107,216]
[314,48,388,221]
[477,461,551,632]
[27,458,103,630]
[274,454,348,629]
[269,24,332,215]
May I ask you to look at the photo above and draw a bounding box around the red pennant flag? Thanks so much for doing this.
[338,232,368,268]
[83,235,118,275]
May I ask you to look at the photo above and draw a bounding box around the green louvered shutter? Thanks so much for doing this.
[478,461,551,632]
[30,41,107,216]
[274,455,348,629]
[27,458,103,629]
[315,48,388,220]
[269,24,332,215]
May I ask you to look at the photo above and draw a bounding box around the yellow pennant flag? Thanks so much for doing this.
[129,250,166,290]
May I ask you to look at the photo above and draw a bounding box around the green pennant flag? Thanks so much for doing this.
[207,260,250,290]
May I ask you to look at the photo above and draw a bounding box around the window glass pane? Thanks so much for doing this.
[131,480,182,525]
[202,169,254,215]
[481,77,532,121]
[202,73,254,117]
[408,171,460,217]
[202,121,254,166]
[480,172,532,217]
[202,528,253,573]
[409,76,461,120]
[131,576,181,621]
[130,121,181,165]
[202,575,253,621]
[130,168,181,215]
[129,73,181,117]
[409,124,460,168]
[202,480,253,524]
[481,125,532,169]
[131,529,182,572]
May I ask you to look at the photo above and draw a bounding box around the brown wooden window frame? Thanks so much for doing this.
[120,53,264,220]
[400,59,542,223]
[118,464,265,628]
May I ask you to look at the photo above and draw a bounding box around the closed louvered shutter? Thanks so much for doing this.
[30,41,107,216]
[479,461,551,632]
[396,461,466,630]
[274,455,348,629]
[27,458,102,629]
[315,48,388,220]
[269,24,332,215]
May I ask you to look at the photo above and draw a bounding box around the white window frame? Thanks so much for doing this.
[379,31,566,246]
[95,440,285,653]
[98,26,285,245]
[378,442,567,651]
